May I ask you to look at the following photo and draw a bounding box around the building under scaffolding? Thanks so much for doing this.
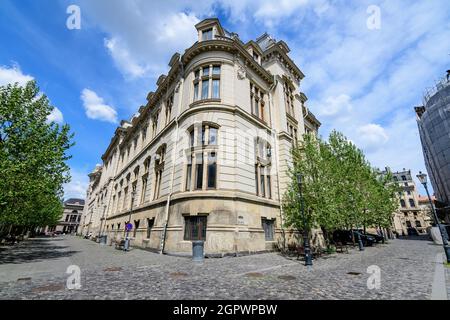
[415,74,450,223]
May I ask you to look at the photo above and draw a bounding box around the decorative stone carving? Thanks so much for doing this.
[237,65,246,80]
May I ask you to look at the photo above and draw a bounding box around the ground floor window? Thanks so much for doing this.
[147,218,154,239]
[262,218,275,241]
[133,220,140,237]
[184,216,207,241]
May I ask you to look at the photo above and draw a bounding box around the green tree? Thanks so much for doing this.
[0,81,73,235]
[283,130,398,248]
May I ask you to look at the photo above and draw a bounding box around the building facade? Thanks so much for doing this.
[80,18,320,256]
[45,198,84,234]
[388,169,431,235]
[415,75,450,219]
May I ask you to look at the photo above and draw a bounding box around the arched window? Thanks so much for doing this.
[400,199,406,208]
[141,157,151,204]
[153,144,166,199]
[409,199,416,207]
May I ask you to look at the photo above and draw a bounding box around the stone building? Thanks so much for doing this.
[388,169,432,235]
[80,18,320,256]
[45,198,84,234]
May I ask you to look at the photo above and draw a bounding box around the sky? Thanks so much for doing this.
[0,0,449,199]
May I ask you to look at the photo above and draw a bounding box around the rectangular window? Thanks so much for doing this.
[260,171,265,198]
[190,130,195,147]
[201,126,206,145]
[123,187,129,209]
[207,152,217,189]
[202,29,212,41]
[184,216,207,240]
[212,65,221,75]
[212,79,220,98]
[255,165,259,195]
[194,82,199,101]
[409,199,416,207]
[262,219,274,241]
[146,219,154,239]
[195,153,203,190]
[209,127,217,145]
[202,66,210,77]
[267,175,272,199]
[201,80,209,99]
[141,177,147,204]
[186,156,192,191]
[133,220,140,238]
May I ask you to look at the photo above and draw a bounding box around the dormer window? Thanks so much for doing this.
[202,28,213,41]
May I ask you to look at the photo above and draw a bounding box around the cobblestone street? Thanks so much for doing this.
[0,235,447,300]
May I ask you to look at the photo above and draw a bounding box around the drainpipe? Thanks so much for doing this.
[160,62,184,254]
[268,76,286,252]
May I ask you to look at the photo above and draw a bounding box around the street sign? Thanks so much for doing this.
[126,223,133,231]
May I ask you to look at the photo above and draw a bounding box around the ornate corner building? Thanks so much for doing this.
[80,18,320,256]
[388,169,432,236]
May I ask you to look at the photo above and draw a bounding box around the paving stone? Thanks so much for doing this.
[0,235,445,300]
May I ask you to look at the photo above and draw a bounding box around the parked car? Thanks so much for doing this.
[355,229,384,243]
[353,231,375,246]
[332,230,375,247]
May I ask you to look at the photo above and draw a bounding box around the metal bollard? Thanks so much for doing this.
[192,240,204,262]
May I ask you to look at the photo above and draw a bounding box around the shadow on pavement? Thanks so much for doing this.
[0,237,78,265]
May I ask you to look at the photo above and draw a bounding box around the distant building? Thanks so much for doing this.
[415,74,450,222]
[386,168,432,235]
[45,198,85,234]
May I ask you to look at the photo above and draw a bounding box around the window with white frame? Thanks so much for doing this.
[250,82,265,121]
[141,157,150,204]
[165,93,173,125]
[153,145,166,200]
[193,65,221,102]
[202,28,213,41]
[186,123,219,191]
[255,138,272,199]
[284,82,295,117]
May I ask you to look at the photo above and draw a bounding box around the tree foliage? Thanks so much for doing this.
[0,81,73,230]
[283,131,399,243]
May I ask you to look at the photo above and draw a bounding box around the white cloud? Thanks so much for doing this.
[80,1,207,79]
[356,124,389,151]
[47,107,64,124]
[81,88,118,123]
[316,94,352,117]
[64,167,89,200]
[0,64,33,86]
[104,37,148,79]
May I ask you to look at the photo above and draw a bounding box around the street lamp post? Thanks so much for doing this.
[297,173,313,266]
[417,171,450,263]
[124,188,136,251]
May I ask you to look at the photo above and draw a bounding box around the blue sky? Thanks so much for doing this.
[1,0,449,198]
